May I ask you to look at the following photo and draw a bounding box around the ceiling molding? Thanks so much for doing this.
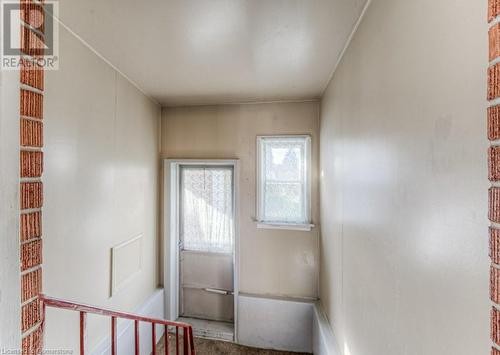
[163,98,321,109]
[321,0,373,97]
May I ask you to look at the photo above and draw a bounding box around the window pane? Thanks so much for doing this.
[263,182,304,223]
[259,136,309,224]
[181,167,233,253]
[263,139,304,182]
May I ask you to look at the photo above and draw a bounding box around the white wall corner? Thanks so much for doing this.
[91,288,165,355]
[312,302,341,355]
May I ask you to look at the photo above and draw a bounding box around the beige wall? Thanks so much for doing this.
[0,69,21,349]
[43,26,161,351]
[319,0,489,354]
[162,102,320,298]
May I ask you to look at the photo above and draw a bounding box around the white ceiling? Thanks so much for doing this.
[56,0,368,106]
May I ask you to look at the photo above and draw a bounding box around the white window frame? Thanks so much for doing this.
[256,135,314,231]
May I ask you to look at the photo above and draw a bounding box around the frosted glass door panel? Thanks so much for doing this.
[181,167,234,253]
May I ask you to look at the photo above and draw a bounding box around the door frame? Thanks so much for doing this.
[163,159,240,340]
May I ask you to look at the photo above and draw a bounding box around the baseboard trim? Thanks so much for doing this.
[237,294,314,353]
[91,288,165,355]
[89,290,340,355]
[312,302,341,355]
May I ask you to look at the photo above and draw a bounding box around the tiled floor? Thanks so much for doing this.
[157,333,310,355]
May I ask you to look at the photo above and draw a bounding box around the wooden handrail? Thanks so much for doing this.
[39,294,195,355]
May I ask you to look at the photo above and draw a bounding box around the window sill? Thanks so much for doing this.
[256,222,315,232]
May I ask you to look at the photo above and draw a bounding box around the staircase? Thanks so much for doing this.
[39,294,195,355]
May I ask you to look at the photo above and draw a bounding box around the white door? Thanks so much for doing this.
[179,166,234,322]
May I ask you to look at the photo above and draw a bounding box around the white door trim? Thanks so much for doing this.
[163,159,240,341]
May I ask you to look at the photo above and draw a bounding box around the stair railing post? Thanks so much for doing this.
[189,326,195,355]
[164,325,169,355]
[152,323,157,355]
[79,312,86,355]
[111,316,117,355]
[135,320,140,355]
[176,326,179,355]
[183,327,188,355]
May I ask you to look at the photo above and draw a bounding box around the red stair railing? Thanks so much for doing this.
[39,294,195,355]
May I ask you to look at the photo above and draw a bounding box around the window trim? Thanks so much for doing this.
[256,135,313,231]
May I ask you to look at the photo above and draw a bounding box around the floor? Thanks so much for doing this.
[177,317,234,342]
[157,333,310,355]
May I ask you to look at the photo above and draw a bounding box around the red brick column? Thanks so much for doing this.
[19,1,45,353]
[490,1,500,354]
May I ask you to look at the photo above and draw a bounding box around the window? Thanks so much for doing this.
[257,135,312,230]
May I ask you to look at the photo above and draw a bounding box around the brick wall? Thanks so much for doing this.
[19,1,45,353]
[490,1,500,354]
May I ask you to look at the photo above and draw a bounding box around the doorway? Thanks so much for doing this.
[164,160,239,342]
